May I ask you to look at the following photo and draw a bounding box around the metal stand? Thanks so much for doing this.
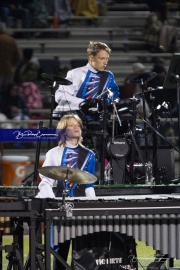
[176,75,180,177]
[148,94,159,180]
[5,219,24,270]
[45,194,74,270]
[138,79,155,184]
[100,98,109,184]
[162,53,180,180]
[107,97,147,184]
[126,98,141,184]
[41,72,72,151]
[19,121,44,187]
[47,82,58,151]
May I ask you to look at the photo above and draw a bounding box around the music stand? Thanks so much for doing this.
[163,53,180,89]
[163,53,180,163]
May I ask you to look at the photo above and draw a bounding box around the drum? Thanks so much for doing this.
[115,98,140,114]
[108,98,140,136]
[79,99,104,120]
[107,137,129,159]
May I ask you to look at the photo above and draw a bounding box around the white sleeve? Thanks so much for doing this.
[55,69,84,111]
[35,177,56,198]
[85,187,96,197]
[55,91,84,111]
[35,147,61,199]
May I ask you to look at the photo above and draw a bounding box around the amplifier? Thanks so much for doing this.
[110,146,175,184]
[140,146,175,181]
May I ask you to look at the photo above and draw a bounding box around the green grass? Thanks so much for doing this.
[2,236,180,269]
[136,240,180,270]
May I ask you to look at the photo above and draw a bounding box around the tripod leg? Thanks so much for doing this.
[0,231,2,270]
[6,261,13,270]
[6,250,23,270]
[35,253,45,270]
[24,251,45,270]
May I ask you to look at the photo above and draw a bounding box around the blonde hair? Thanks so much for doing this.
[57,114,83,147]
[87,41,111,57]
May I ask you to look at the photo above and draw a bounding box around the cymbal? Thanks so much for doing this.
[109,98,140,111]
[41,73,72,85]
[39,166,97,184]
[135,86,163,95]
[145,86,163,94]
[125,72,157,84]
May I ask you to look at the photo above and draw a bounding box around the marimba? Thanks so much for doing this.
[45,194,180,260]
[1,194,180,269]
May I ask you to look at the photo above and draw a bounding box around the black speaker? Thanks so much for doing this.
[140,147,175,181]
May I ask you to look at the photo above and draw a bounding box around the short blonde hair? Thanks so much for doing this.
[87,41,111,57]
[57,114,83,146]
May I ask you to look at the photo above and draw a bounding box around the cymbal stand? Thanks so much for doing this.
[140,79,154,184]
[127,126,151,184]
[47,81,58,151]
[58,170,74,217]
[140,79,148,157]
[100,98,109,184]
[126,98,142,184]
[19,121,44,187]
[148,94,159,180]
[62,180,70,207]
[176,75,180,177]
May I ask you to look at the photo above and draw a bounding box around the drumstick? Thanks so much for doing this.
[96,88,110,99]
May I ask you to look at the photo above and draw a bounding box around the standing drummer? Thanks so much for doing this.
[36,113,96,198]
[54,41,120,114]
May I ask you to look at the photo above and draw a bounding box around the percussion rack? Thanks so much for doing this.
[1,195,180,269]
[0,199,39,270]
[45,194,180,268]
[33,71,180,185]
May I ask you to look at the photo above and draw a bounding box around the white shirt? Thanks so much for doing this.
[54,63,98,112]
[36,142,95,198]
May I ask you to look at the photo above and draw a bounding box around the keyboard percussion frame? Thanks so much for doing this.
[1,194,180,269]
[44,194,180,269]
[0,197,40,270]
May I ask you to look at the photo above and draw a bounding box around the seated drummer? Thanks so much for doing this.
[53,41,120,114]
[36,113,96,198]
